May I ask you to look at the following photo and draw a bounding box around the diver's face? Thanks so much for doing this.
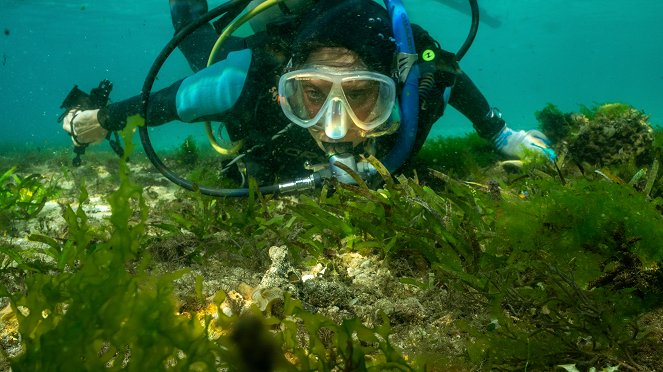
[303,47,376,146]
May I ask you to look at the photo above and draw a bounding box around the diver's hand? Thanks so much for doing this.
[493,126,557,161]
[62,109,108,146]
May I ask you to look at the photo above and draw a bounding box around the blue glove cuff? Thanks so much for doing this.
[492,126,514,151]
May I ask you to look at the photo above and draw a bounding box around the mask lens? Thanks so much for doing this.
[300,78,333,119]
[341,79,380,121]
[281,75,333,123]
[341,78,393,127]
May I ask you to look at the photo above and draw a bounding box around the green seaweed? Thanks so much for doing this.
[576,102,638,121]
[4,157,663,370]
[285,161,663,369]
[2,107,663,370]
[412,133,499,179]
[176,135,200,166]
[654,126,663,148]
[279,295,412,371]
[150,178,290,264]
[470,175,663,369]
[290,173,489,286]
[5,118,224,370]
[0,167,58,232]
[2,118,417,371]
[593,102,640,119]
[535,103,575,143]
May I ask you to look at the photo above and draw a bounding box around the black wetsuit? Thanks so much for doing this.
[98,19,505,181]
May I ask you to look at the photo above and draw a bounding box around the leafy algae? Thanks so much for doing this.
[1,107,663,370]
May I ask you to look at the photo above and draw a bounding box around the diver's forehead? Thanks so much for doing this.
[304,47,367,69]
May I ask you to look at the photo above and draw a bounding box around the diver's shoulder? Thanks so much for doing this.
[411,23,459,70]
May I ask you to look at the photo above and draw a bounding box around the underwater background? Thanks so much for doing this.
[3,1,663,370]
[1,0,662,152]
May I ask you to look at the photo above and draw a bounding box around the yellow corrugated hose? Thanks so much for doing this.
[204,0,284,155]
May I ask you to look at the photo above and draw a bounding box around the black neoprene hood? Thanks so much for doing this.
[291,0,397,75]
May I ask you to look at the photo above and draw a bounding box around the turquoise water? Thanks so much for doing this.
[1,0,662,151]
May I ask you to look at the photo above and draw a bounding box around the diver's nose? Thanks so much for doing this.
[324,98,348,140]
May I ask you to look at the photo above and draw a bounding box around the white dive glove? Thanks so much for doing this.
[493,126,557,161]
[62,109,108,146]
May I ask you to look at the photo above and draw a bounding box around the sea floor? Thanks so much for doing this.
[1,142,663,370]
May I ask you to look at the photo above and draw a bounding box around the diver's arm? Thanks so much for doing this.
[411,25,555,160]
[99,81,183,130]
[447,65,557,161]
[441,70,556,160]
[97,49,253,132]
[447,72,505,140]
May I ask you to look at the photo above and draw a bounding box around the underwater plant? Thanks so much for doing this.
[0,167,58,233]
[176,135,200,166]
[1,119,416,371]
[2,107,663,370]
[535,103,575,144]
[467,174,663,370]
[654,126,663,149]
[2,121,224,370]
[537,103,656,167]
[290,165,469,269]
[412,133,499,179]
[284,156,663,369]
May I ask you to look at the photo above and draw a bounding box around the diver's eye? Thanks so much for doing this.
[345,89,372,104]
[343,81,379,108]
[304,87,326,104]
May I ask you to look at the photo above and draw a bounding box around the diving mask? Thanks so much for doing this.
[278,67,397,140]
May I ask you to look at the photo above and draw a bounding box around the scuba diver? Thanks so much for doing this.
[61,0,555,194]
